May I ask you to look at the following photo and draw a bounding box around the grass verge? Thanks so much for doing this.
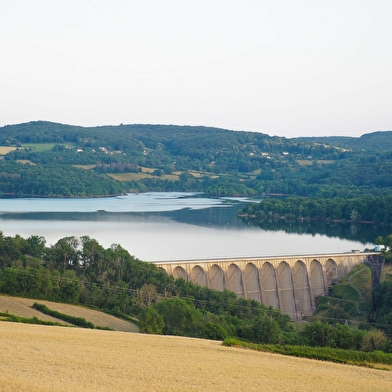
[223,338,392,370]
[0,311,66,327]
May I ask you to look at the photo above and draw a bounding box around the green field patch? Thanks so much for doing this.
[339,264,366,284]
[188,171,203,178]
[296,159,335,167]
[297,160,313,166]
[109,172,153,181]
[0,146,17,155]
[140,167,156,173]
[108,172,179,181]
[17,160,36,165]
[330,284,361,301]
[22,143,76,152]
[184,169,219,179]
[161,174,179,181]
[381,263,392,282]
[339,301,357,316]
[72,164,96,170]
[350,266,372,301]
[316,296,341,309]
[317,160,335,164]
[312,264,373,323]
[358,302,372,314]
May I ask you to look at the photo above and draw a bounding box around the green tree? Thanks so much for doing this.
[48,237,79,273]
[154,298,202,336]
[327,323,363,350]
[139,307,165,334]
[238,314,281,344]
[361,329,388,352]
[201,322,228,340]
[301,321,331,347]
[27,235,46,258]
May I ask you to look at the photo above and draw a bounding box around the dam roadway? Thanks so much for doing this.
[154,252,383,321]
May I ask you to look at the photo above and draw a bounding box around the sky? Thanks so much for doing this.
[0,0,391,138]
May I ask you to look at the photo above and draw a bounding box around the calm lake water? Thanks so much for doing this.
[0,192,374,261]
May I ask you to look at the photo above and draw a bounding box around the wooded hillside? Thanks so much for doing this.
[1,121,392,197]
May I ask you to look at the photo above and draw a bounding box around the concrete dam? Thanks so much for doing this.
[154,252,381,321]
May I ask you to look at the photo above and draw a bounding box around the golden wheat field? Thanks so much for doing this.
[0,322,391,392]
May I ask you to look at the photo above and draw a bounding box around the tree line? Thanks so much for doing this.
[1,232,392,351]
[240,194,392,225]
[0,232,292,342]
[0,161,126,197]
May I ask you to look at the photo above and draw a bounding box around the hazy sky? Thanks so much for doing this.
[1,1,391,138]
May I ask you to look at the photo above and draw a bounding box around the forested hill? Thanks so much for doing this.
[1,121,392,197]
[0,120,331,158]
[295,131,392,152]
[2,121,391,152]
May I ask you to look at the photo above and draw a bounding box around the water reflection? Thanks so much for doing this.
[239,218,388,245]
[0,193,376,261]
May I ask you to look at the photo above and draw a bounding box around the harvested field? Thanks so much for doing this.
[0,322,391,392]
[0,146,17,154]
[0,296,138,332]
[109,171,179,181]
[109,172,152,181]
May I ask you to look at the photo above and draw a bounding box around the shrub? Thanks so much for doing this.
[202,322,228,341]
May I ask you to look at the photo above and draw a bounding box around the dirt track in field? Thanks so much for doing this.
[0,322,391,392]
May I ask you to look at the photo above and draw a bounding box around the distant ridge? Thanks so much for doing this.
[295,131,392,151]
[2,121,392,151]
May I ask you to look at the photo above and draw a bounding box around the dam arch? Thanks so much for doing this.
[226,264,244,297]
[310,259,326,298]
[325,259,338,285]
[292,260,313,316]
[173,266,188,281]
[277,261,297,321]
[208,264,225,291]
[190,265,208,287]
[243,263,261,302]
[260,262,279,309]
[155,252,379,321]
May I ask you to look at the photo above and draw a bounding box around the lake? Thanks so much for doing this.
[0,192,374,261]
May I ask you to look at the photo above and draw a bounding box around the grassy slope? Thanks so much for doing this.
[0,295,138,332]
[310,264,373,324]
[381,263,392,282]
[1,322,391,392]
